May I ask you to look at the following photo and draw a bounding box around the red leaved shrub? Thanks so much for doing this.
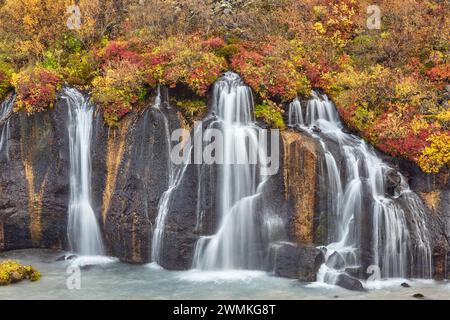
[12,68,62,115]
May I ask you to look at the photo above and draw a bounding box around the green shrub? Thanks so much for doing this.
[254,101,285,130]
[0,61,13,100]
[173,98,207,124]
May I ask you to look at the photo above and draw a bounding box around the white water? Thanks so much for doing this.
[64,87,104,256]
[0,94,14,160]
[288,92,432,282]
[192,72,273,270]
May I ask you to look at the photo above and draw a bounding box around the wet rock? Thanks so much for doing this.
[312,126,322,133]
[270,242,325,282]
[385,168,402,196]
[401,282,411,288]
[326,251,345,270]
[335,273,365,291]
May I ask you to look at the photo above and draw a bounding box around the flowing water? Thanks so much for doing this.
[192,72,272,270]
[0,249,448,299]
[0,94,14,160]
[288,92,432,282]
[64,87,104,256]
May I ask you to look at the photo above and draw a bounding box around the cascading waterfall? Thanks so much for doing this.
[288,92,432,281]
[192,72,271,270]
[64,87,104,256]
[0,94,14,160]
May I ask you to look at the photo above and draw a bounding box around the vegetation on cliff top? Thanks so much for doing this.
[0,0,448,173]
[0,260,41,285]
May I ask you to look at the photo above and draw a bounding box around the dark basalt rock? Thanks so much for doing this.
[335,273,365,291]
[412,293,425,299]
[269,242,325,282]
[0,94,70,251]
[100,87,182,263]
[401,282,411,288]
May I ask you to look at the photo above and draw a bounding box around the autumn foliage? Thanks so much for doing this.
[12,68,62,114]
[0,0,448,172]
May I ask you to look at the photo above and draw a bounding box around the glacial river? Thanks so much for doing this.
[0,249,449,300]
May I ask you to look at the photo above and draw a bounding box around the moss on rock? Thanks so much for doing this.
[0,260,41,286]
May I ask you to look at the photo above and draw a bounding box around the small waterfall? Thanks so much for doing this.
[0,94,14,160]
[288,98,303,125]
[288,92,432,281]
[64,87,104,256]
[192,72,271,270]
[151,87,190,264]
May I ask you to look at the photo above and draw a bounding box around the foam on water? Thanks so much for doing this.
[178,269,267,283]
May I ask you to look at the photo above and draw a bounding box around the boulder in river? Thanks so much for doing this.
[335,273,365,291]
[269,242,325,282]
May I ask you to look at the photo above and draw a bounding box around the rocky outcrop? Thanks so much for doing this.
[335,273,364,291]
[268,242,325,282]
[281,130,328,246]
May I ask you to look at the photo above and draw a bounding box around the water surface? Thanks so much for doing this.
[0,249,449,300]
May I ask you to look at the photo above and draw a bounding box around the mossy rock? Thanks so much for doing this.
[0,260,41,286]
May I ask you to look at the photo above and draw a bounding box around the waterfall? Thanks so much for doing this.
[64,87,104,256]
[288,92,432,281]
[192,72,271,270]
[0,94,14,160]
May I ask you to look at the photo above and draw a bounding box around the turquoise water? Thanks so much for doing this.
[0,249,449,300]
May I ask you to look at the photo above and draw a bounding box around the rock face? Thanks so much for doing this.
[99,92,177,263]
[0,93,70,251]
[281,130,328,246]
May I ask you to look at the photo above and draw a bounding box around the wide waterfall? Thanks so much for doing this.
[192,72,272,270]
[288,92,432,281]
[0,94,14,160]
[64,87,104,256]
